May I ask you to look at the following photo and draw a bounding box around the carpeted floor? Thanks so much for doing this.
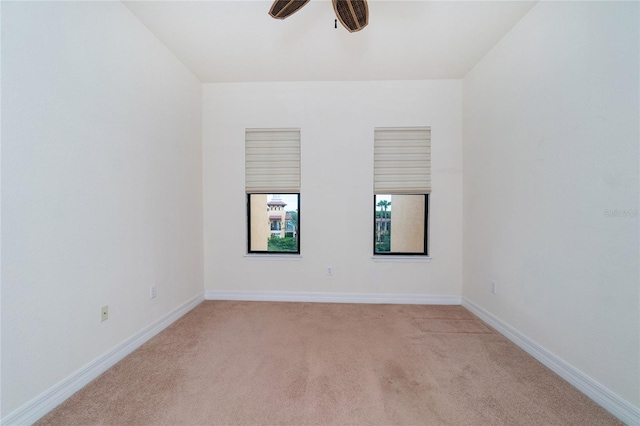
[38,301,621,425]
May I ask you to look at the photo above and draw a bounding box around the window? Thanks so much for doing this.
[246,129,300,254]
[374,194,428,254]
[374,127,430,255]
[248,193,299,252]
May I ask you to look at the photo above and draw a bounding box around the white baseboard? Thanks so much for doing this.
[205,290,461,305]
[8,293,632,425]
[462,298,640,426]
[1,293,205,426]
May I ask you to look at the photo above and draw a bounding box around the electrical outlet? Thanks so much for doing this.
[150,285,157,299]
[101,305,109,322]
[327,266,333,276]
[491,281,497,295]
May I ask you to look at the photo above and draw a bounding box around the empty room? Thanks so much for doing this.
[1,0,638,424]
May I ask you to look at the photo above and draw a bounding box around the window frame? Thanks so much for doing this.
[373,193,428,256]
[247,193,301,255]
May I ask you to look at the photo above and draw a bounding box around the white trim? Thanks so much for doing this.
[206,290,460,305]
[1,293,205,426]
[372,256,431,263]
[462,298,640,426]
[244,254,302,261]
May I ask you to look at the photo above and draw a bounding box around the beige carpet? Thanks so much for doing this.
[38,301,621,425]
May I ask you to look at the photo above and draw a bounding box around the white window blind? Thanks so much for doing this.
[374,127,431,194]
[245,129,301,193]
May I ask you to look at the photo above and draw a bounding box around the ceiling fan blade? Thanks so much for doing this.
[269,0,311,20]
[332,0,368,32]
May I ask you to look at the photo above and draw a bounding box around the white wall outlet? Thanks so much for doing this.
[491,280,497,294]
[101,305,109,322]
[327,266,333,276]
[150,285,157,299]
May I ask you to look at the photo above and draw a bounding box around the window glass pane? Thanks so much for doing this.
[375,194,426,254]
[249,194,299,253]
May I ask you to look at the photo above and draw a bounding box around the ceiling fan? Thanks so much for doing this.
[269,0,369,33]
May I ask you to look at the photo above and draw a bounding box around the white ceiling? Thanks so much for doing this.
[123,1,536,83]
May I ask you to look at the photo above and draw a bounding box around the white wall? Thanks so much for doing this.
[462,0,639,408]
[1,1,203,416]
[203,81,462,297]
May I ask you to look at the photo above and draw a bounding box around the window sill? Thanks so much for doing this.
[245,254,302,261]
[372,256,431,263]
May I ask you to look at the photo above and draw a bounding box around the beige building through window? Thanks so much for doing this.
[249,194,298,252]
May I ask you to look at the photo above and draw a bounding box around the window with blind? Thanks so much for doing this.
[374,127,430,255]
[246,129,300,254]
